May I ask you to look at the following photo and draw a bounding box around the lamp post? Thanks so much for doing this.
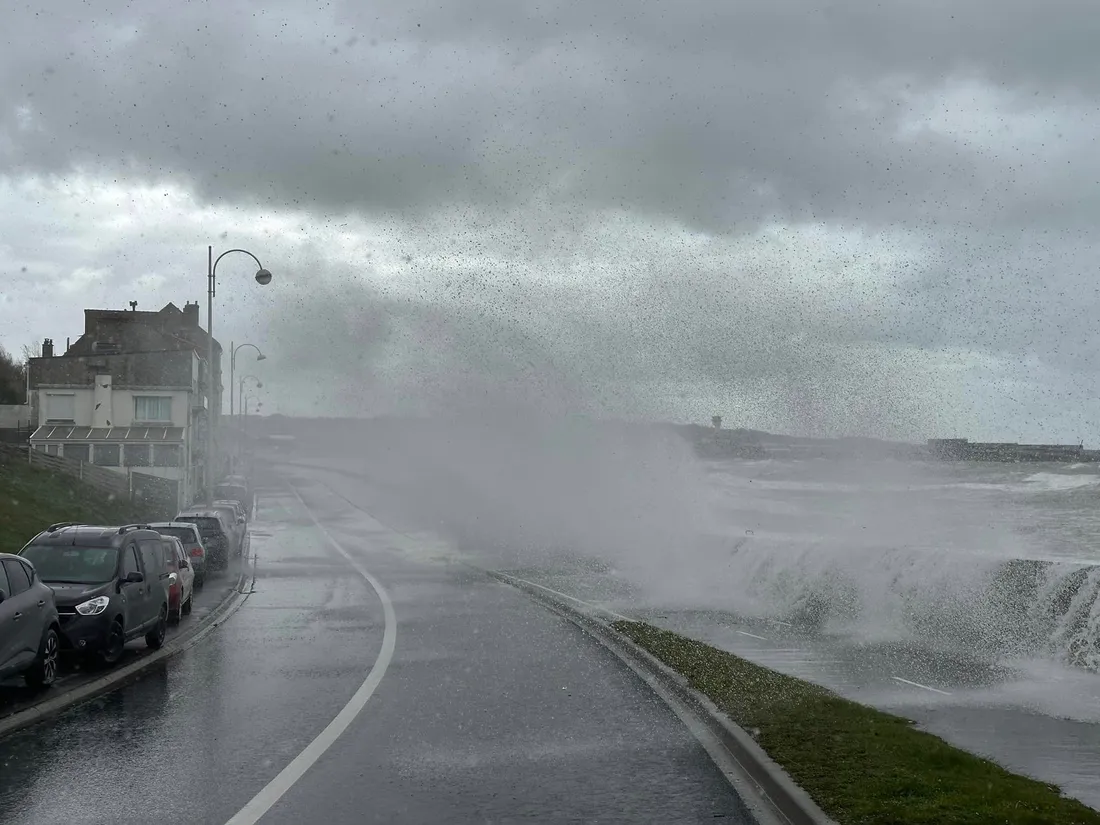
[206,246,272,502]
[238,375,263,430]
[242,395,263,448]
[229,342,266,420]
[235,375,263,469]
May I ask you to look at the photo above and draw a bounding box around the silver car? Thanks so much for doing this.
[208,503,246,558]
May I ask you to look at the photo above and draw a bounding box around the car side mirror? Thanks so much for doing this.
[0,588,6,603]
[123,571,145,584]
[179,559,189,569]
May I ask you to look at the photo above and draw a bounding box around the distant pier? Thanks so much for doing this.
[926,438,1100,463]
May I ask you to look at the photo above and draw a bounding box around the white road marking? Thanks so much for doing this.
[223,485,397,825]
[891,676,952,696]
[497,573,634,623]
[735,630,769,641]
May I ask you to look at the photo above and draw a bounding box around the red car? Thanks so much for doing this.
[158,536,195,624]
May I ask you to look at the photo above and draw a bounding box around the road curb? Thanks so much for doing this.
[487,570,837,825]
[0,563,254,741]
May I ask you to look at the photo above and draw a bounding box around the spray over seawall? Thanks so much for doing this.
[640,537,1100,670]
[286,415,1100,672]
[628,459,1100,671]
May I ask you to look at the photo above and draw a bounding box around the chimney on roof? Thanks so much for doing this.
[129,301,138,311]
[42,338,54,358]
[183,301,200,327]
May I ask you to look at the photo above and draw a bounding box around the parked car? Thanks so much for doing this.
[215,481,253,518]
[213,499,248,537]
[0,553,61,688]
[149,522,207,588]
[212,497,245,519]
[174,510,233,571]
[208,503,245,557]
[158,536,194,624]
[19,524,171,666]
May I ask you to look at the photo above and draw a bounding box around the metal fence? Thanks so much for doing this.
[0,443,179,514]
[27,448,130,497]
[131,471,180,510]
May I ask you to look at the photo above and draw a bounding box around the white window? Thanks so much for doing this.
[45,393,75,422]
[153,444,181,467]
[93,444,121,466]
[124,444,151,466]
[64,444,90,463]
[134,396,172,423]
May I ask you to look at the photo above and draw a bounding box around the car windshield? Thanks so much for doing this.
[177,517,223,538]
[21,545,119,584]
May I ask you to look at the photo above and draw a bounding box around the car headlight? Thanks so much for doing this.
[75,595,110,616]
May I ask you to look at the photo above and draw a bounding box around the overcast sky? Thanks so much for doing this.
[3,0,1100,442]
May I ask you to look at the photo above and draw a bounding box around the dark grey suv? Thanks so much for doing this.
[0,553,61,688]
[20,524,172,666]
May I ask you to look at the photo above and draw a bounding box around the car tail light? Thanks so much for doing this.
[189,546,203,557]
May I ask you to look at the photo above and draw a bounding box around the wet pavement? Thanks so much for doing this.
[535,595,1100,811]
[280,456,1100,812]
[0,474,754,824]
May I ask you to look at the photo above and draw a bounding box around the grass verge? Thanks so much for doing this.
[0,452,159,551]
[613,620,1100,825]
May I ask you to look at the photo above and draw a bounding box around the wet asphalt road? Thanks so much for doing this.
[269,454,1100,812]
[0,474,753,824]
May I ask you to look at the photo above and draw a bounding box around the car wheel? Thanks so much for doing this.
[182,593,193,616]
[25,627,61,688]
[99,620,126,666]
[145,607,168,649]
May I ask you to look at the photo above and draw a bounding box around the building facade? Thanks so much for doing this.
[27,302,223,506]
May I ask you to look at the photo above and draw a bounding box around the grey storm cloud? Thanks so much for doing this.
[4,0,1100,438]
[3,0,1099,230]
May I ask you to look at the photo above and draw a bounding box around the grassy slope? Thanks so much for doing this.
[0,454,153,552]
[614,621,1100,825]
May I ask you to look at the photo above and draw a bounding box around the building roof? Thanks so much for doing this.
[66,302,221,360]
[29,348,196,389]
[30,425,184,443]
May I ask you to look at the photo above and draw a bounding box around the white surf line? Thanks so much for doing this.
[498,573,634,623]
[890,676,952,696]
[735,630,769,641]
[223,484,397,825]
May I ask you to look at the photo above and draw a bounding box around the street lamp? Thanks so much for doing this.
[206,246,272,502]
[229,342,266,420]
[238,375,263,429]
[242,395,263,447]
[234,374,264,469]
